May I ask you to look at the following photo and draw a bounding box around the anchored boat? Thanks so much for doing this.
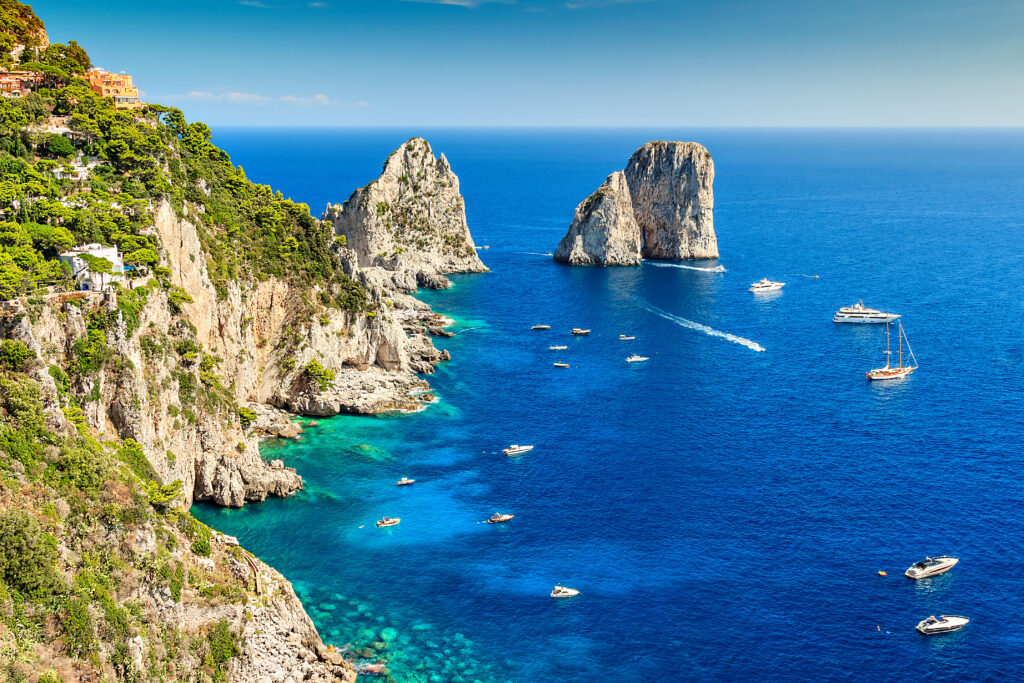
[833,299,900,324]
[531,324,551,330]
[549,345,568,351]
[395,477,415,486]
[619,335,636,341]
[502,444,534,456]
[748,278,785,293]
[916,615,969,635]
[376,517,400,528]
[626,354,649,363]
[554,362,570,368]
[866,319,918,380]
[487,513,514,524]
[905,555,958,579]
[571,328,591,336]
[550,585,580,599]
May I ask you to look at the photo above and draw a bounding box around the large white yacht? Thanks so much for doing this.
[748,278,785,293]
[833,300,900,324]
[916,615,969,635]
[905,555,958,579]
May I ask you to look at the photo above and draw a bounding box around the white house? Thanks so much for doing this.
[58,243,125,291]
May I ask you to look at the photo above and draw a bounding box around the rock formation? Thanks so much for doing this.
[323,137,488,290]
[554,141,717,265]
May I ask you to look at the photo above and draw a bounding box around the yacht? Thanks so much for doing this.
[866,320,918,380]
[531,324,551,330]
[748,278,785,293]
[550,585,580,599]
[549,345,568,351]
[905,555,958,579]
[502,444,534,456]
[916,615,969,635]
[553,362,570,368]
[487,513,515,524]
[833,300,900,324]
[626,354,649,363]
[619,335,636,341]
[395,477,415,486]
[375,517,400,528]
[571,328,591,336]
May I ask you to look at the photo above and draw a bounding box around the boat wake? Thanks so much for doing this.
[649,262,727,273]
[641,302,765,352]
[520,251,554,257]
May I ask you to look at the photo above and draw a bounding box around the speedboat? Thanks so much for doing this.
[619,335,636,341]
[571,328,591,336]
[916,615,969,635]
[502,444,534,456]
[748,278,785,293]
[905,555,958,579]
[553,362,570,368]
[626,354,649,363]
[549,345,568,350]
[833,300,900,324]
[487,513,515,524]
[531,324,551,330]
[550,585,579,599]
[376,517,400,528]
[395,477,415,486]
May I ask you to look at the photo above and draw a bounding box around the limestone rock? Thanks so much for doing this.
[554,171,641,265]
[323,137,487,289]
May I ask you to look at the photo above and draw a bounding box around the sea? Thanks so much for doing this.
[193,128,1024,682]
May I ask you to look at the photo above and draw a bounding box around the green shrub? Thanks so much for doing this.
[237,406,256,428]
[0,339,33,371]
[0,510,61,596]
[303,359,334,391]
[191,537,211,557]
[205,619,240,676]
[62,598,96,658]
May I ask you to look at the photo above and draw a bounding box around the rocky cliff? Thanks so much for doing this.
[554,140,717,265]
[323,137,488,290]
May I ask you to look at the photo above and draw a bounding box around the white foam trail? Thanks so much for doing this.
[520,252,554,256]
[649,262,727,273]
[642,302,765,352]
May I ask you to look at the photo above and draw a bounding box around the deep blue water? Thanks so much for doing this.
[195,128,1024,682]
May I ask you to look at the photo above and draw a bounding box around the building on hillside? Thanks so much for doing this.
[0,71,43,98]
[58,243,125,291]
[85,68,143,110]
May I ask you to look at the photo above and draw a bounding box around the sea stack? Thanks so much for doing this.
[323,137,487,289]
[554,141,717,265]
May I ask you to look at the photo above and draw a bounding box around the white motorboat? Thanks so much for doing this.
[395,477,415,486]
[866,320,918,381]
[619,335,636,341]
[487,513,514,524]
[905,555,958,579]
[748,278,785,293]
[549,345,568,350]
[376,517,400,528]
[916,615,969,635]
[833,300,900,324]
[531,324,551,330]
[502,444,534,456]
[553,362,570,368]
[550,585,580,599]
[571,328,591,336]
[626,354,649,363]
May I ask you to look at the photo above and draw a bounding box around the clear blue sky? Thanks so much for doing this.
[33,0,1024,127]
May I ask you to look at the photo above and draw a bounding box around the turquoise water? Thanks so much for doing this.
[195,129,1024,681]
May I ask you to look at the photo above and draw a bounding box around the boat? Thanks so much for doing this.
[395,477,415,486]
[748,278,785,293]
[916,615,969,635]
[550,585,580,599]
[618,335,636,341]
[357,663,389,676]
[833,299,900,324]
[487,513,515,524]
[502,444,534,456]
[571,328,591,336]
[553,362,570,368]
[905,555,958,579]
[549,345,568,350]
[625,354,649,363]
[866,319,918,380]
[375,517,400,528]
[531,324,551,330]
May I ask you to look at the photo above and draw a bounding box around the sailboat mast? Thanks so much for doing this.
[885,319,891,369]
[898,322,903,369]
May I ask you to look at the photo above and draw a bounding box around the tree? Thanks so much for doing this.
[42,133,76,158]
[79,253,114,291]
[0,510,60,596]
[125,247,157,272]
[0,339,34,371]
[303,359,335,391]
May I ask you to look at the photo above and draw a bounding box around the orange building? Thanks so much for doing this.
[85,68,143,110]
[0,71,43,97]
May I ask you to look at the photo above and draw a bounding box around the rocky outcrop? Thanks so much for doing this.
[323,137,487,290]
[554,171,641,266]
[554,141,717,265]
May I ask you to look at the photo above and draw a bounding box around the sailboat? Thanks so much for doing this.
[865,319,918,381]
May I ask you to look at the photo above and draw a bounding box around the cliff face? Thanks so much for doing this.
[554,171,641,266]
[554,141,717,265]
[323,137,487,290]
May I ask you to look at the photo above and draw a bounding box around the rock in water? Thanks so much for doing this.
[624,141,716,259]
[554,141,717,265]
[554,171,641,266]
[323,137,488,289]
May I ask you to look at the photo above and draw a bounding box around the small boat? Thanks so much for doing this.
[833,299,900,324]
[375,517,400,528]
[531,324,551,330]
[916,615,969,635]
[550,585,579,599]
[625,354,649,363]
[553,362,570,368]
[571,328,591,336]
[549,345,568,350]
[866,320,918,381]
[905,555,958,579]
[357,662,389,676]
[748,278,785,293]
[502,444,534,456]
[619,335,636,341]
[395,477,415,486]
[487,513,515,524]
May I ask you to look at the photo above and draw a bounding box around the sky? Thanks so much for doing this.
[33,0,1024,127]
